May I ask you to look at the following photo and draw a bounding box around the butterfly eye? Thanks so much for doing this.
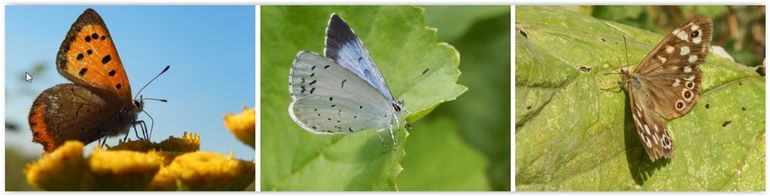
[392,102,402,112]
[690,30,699,38]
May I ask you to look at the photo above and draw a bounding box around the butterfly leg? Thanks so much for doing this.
[388,119,398,152]
[123,128,131,141]
[376,133,387,154]
[132,120,149,141]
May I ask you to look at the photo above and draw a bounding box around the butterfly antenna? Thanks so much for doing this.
[623,36,630,67]
[134,65,170,99]
[395,68,430,97]
[143,97,168,102]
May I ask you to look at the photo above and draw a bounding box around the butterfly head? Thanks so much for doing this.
[133,96,145,112]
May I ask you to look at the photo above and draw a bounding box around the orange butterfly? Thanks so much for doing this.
[29,8,150,152]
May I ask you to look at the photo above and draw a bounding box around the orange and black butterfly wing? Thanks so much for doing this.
[57,8,132,103]
[29,84,135,152]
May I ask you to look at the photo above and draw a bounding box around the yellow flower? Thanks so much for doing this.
[149,152,255,191]
[24,141,89,190]
[87,148,161,190]
[224,107,255,148]
[24,132,254,191]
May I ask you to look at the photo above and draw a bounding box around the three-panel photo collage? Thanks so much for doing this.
[3,4,766,192]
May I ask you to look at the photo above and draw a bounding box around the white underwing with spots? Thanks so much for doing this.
[288,13,407,149]
[620,16,712,162]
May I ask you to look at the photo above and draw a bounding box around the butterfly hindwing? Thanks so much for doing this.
[289,51,394,134]
[324,13,395,102]
[29,84,136,152]
[57,8,133,103]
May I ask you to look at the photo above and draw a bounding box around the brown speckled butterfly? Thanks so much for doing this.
[621,16,712,162]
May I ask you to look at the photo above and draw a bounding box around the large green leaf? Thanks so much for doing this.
[398,116,490,191]
[515,6,765,191]
[261,6,466,191]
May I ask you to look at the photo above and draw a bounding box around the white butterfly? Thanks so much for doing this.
[288,13,407,148]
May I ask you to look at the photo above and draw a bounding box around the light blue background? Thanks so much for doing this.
[6,6,256,160]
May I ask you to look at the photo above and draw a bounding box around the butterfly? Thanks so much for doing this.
[288,13,407,149]
[29,8,151,152]
[620,16,713,162]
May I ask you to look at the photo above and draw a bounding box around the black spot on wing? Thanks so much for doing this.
[102,55,111,64]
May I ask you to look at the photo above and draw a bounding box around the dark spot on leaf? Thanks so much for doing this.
[742,107,746,111]
[705,103,710,109]
[722,121,732,127]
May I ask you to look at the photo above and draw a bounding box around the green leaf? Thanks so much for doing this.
[515,6,765,191]
[398,116,490,191]
[423,6,510,41]
[261,6,466,191]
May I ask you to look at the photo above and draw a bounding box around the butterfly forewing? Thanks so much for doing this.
[289,51,394,134]
[324,13,395,102]
[624,16,712,162]
[627,80,675,160]
[57,8,132,102]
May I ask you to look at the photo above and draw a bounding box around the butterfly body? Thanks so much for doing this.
[29,8,142,152]
[288,13,406,147]
[621,16,712,161]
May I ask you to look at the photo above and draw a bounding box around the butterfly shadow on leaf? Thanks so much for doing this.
[621,95,671,186]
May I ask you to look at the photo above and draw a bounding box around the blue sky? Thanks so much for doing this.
[6,6,255,160]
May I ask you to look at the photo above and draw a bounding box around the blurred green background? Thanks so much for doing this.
[587,5,765,72]
[260,6,510,191]
[404,6,511,191]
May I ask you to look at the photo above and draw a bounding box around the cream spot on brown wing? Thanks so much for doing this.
[683,66,692,73]
[675,28,689,41]
[680,46,690,56]
[633,114,643,129]
[643,134,653,148]
[672,78,681,87]
[688,55,698,63]
[657,56,667,64]
[690,23,700,31]
[665,46,675,54]
[643,124,651,135]
[662,132,672,149]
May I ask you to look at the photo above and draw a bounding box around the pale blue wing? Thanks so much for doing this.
[324,13,394,102]
[289,51,396,134]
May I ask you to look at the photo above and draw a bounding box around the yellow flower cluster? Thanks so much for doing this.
[24,132,255,191]
[224,107,256,148]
